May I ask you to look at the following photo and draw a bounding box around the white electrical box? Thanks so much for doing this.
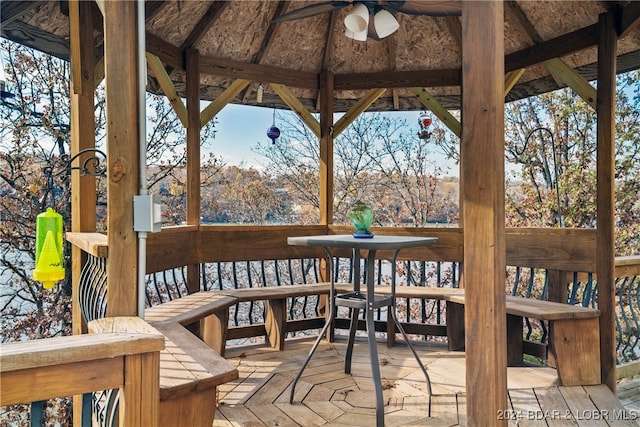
[133,194,164,232]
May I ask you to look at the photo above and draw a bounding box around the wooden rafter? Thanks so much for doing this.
[506,1,543,44]
[332,89,386,138]
[388,36,400,110]
[316,10,338,112]
[0,1,40,24]
[200,79,251,128]
[180,2,228,50]
[146,53,189,128]
[270,83,320,138]
[241,1,289,103]
[619,0,640,38]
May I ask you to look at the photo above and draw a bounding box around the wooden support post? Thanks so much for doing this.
[462,1,508,425]
[319,71,334,341]
[506,314,524,366]
[596,11,617,392]
[120,351,161,426]
[69,0,97,331]
[319,71,334,227]
[200,311,229,357]
[186,48,201,294]
[446,301,465,351]
[265,299,287,350]
[69,4,96,423]
[103,0,140,317]
[550,317,601,386]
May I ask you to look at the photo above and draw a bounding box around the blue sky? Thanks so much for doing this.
[210,104,460,175]
[210,104,277,166]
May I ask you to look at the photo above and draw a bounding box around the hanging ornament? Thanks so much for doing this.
[267,107,280,144]
[33,207,65,289]
[417,111,432,140]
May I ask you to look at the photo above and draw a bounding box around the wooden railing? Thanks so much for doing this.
[0,332,164,426]
[67,226,640,376]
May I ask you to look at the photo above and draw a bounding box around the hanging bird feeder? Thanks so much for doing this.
[33,207,65,289]
[417,112,432,140]
[267,108,280,144]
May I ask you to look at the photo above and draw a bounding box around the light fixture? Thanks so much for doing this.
[256,83,264,103]
[344,4,399,41]
[373,9,399,39]
[344,3,369,34]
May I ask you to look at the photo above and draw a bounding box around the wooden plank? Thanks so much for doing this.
[583,384,639,426]
[558,386,602,427]
[505,227,596,272]
[1,358,123,406]
[596,10,618,392]
[615,256,640,277]
[66,232,108,257]
[333,68,461,90]
[533,387,576,426]
[505,296,600,321]
[0,332,163,372]
[144,293,236,324]
[508,389,547,427]
[551,317,601,386]
[461,2,507,425]
[152,322,239,390]
[270,83,321,137]
[146,227,198,272]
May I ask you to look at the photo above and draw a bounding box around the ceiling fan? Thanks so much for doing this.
[272,1,462,41]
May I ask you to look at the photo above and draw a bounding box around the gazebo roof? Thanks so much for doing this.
[2,1,640,112]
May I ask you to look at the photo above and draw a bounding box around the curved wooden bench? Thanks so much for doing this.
[89,316,238,427]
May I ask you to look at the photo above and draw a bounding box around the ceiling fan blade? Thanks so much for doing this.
[382,1,462,17]
[271,1,352,23]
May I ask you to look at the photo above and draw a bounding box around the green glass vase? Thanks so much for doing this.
[350,201,374,238]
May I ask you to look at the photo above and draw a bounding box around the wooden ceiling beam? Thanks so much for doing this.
[147,32,184,70]
[199,56,318,89]
[332,88,387,138]
[271,83,321,138]
[506,24,599,72]
[619,0,640,38]
[181,2,228,50]
[335,69,461,90]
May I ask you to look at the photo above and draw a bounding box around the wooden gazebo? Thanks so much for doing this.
[2,1,640,425]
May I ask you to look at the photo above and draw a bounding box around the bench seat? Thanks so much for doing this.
[88,316,238,427]
[357,286,601,386]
